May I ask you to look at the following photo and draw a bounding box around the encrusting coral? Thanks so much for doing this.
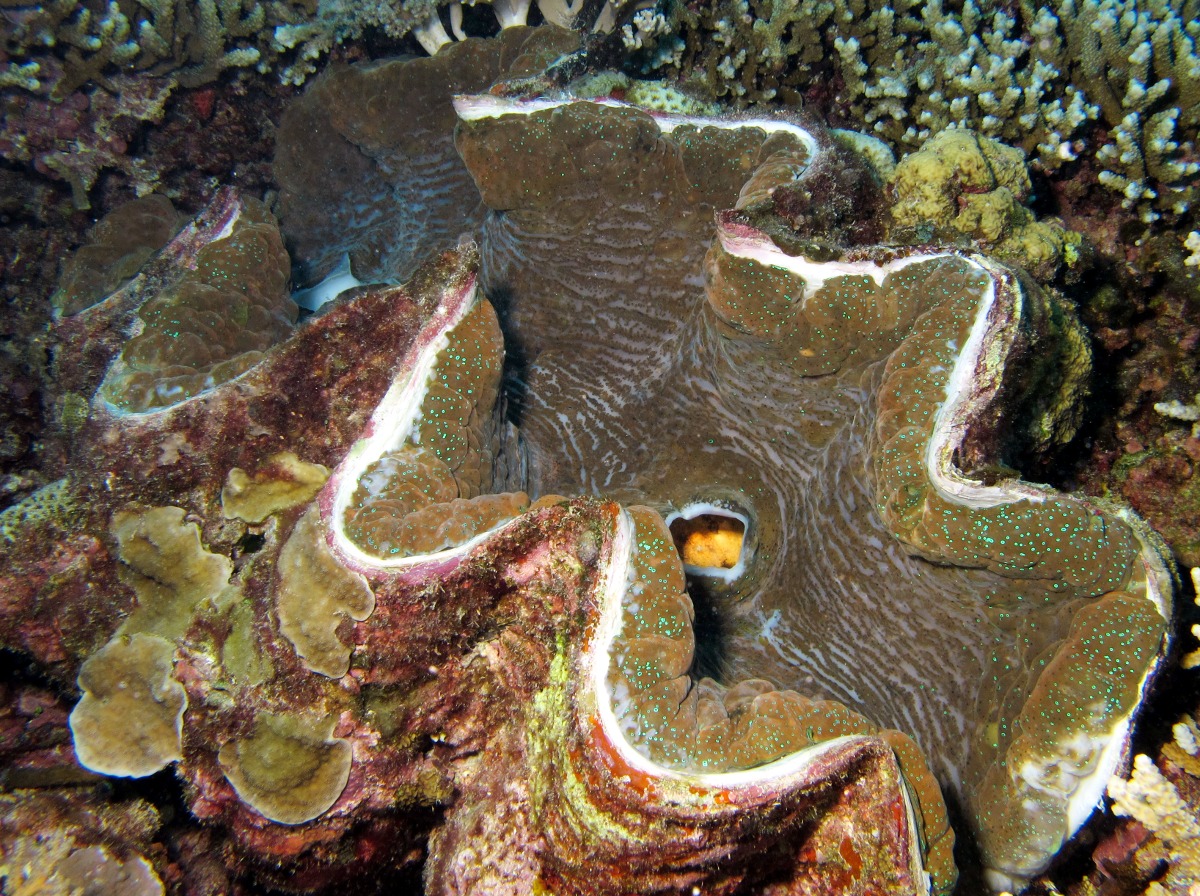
[276,506,374,678]
[220,450,330,524]
[217,710,353,825]
[888,128,1085,283]
[68,631,187,777]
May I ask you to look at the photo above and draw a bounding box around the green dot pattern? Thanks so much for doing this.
[342,299,528,559]
[873,257,1141,588]
[973,590,1165,878]
[101,197,296,413]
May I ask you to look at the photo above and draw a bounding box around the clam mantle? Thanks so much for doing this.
[0,34,1175,896]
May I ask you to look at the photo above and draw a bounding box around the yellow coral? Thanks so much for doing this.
[221,451,329,523]
[889,129,1079,281]
[1108,753,1200,887]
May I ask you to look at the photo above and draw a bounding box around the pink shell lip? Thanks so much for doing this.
[305,241,924,843]
[319,253,523,580]
[572,505,928,884]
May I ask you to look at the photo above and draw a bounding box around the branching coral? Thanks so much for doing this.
[270,0,440,85]
[0,0,267,97]
[659,0,1200,221]
[1108,748,1200,892]
[0,0,618,97]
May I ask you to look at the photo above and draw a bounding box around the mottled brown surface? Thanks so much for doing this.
[274,26,579,287]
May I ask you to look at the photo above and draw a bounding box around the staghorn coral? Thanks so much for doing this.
[659,0,1200,221]
[3,0,1195,220]
[0,0,598,97]
[0,0,267,99]
[269,0,441,86]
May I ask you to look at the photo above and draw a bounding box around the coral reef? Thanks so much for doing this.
[1068,224,1200,569]
[0,71,176,207]
[1,0,267,98]
[0,0,600,97]
[0,3,1196,894]
[0,33,1180,892]
[657,0,1200,221]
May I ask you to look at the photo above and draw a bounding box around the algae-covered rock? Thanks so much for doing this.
[0,834,164,896]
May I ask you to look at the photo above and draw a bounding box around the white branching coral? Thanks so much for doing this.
[1155,392,1200,438]
[662,0,1200,221]
[1108,752,1200,892]
[1185,232,1200,267]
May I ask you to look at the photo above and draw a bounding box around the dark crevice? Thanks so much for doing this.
[485,278,533,429]
[684,574,735,684]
